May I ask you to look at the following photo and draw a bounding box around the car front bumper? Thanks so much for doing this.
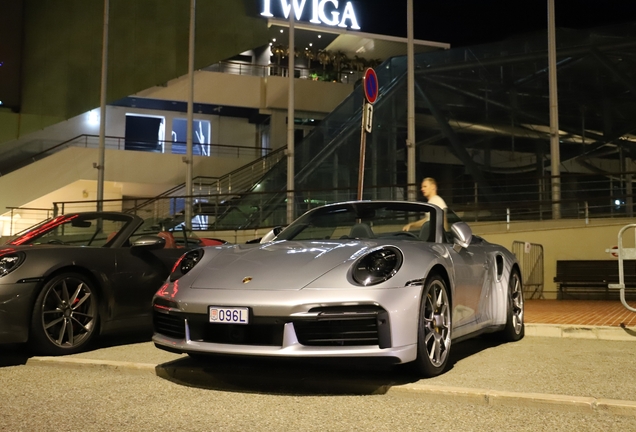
[152,284,424,364]
[0,281,38,344]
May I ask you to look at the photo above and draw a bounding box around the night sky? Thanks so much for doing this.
[2,0,635,111]
[353,0,636,46]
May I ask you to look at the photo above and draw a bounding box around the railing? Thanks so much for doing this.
[0,207,55,238]
[41,177,636,232]
[6,170,636,236]
[203,60,365,83]
[512,241,545,299]
[0,134,272,178]
[122,146,287,218]
[167,146,286,197]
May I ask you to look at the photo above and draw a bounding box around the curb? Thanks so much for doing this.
[525,323,636,341]
[389,383,636,417]
[27,356,157,375]
[28,356,636,417]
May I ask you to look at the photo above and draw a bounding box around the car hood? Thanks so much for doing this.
[190,240,376,290]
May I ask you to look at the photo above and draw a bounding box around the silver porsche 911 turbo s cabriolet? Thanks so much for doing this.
[152,201,524,377]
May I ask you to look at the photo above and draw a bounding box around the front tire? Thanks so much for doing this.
[413,274,452,377]
[29,273,99,355]
[500,269,524,342]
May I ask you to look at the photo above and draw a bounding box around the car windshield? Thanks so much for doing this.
[133,217,205,248]
[276,202,443,242]
[9,213,133,247]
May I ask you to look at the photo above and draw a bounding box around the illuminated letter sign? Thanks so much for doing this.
[261,0,273,16]
[261,0,360,30]
[282,0,307,20]
[318,0,339,26]
[338,2,359,29]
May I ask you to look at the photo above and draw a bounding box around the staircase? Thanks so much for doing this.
[124,147,286,227]
[210,57,411,230]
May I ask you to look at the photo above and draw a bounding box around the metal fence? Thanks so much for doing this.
[6,170,636,235]
[512,241,545,299]
[1,207,56,238]
[203,60,366,83]
[0,134,272,179]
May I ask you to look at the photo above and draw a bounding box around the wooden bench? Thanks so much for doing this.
[554,260,636,300]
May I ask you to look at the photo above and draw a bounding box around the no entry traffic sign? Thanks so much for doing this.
[363,68,378,104]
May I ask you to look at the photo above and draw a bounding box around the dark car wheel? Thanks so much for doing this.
[499,269,524,342]
[29,273,99,355]
[413,274,452,377]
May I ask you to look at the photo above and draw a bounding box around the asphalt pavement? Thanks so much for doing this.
[2,323,635,422]
[3,359,636,432]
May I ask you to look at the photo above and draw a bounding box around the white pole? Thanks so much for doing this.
[406,0,417,202]
[184,0,196,229]
[286,10,295,224]
[548,0,561,219]
[96,0,109,212]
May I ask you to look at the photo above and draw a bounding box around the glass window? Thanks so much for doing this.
[171,119,211,156]
[278,202,437,241]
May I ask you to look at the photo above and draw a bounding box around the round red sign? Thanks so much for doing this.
[363,68,379,104]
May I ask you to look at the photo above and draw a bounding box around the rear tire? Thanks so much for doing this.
[29,273,99,355]
[500,269,524,342]
[413,274,452,377]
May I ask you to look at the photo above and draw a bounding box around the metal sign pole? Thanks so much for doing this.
[96,0,109,212]
[184,0,196,230]
[357,100,367,200]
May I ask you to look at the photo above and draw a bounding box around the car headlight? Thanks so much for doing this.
[0,251,25,277]
[170,248,204,281]
[352,247,403,286]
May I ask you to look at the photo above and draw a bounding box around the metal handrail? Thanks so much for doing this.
[124,146,287,214]
[9,167,636,235]
[607,223,636,313]
[0,134,272,178]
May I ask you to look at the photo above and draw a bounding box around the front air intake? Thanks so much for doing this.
[153,311,186,339]
[293,306,391,348]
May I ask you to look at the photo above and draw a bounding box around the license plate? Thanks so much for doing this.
[209,306,249,324]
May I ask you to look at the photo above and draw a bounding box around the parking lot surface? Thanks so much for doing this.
[2,300,636,430]
[2,333,636,431]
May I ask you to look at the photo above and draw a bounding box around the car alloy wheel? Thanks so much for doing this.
[30,273,98,355]
[501,270,524,341]
[414,274,452,377]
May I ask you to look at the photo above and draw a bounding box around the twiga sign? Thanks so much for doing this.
[261,0,361,30]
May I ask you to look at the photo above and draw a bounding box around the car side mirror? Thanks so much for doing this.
[450,222,472,251]
[131,235,166,250]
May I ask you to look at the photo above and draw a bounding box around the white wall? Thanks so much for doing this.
[106,106,257,149]
[264,75,353,112]
[473,218,633,299]
[0,146,255,217]
[135,70,354,114]
[136,71,263,109]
